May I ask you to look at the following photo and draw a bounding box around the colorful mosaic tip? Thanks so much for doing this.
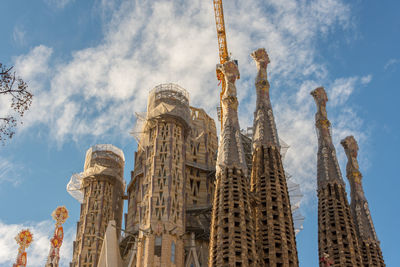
[52,206,69,225]
[15,229,33,248]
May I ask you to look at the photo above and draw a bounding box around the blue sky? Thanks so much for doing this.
[0,0,399,266]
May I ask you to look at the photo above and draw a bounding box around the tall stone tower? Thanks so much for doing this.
[341,136,385,266]
[124,83,218,267]
[311,87,362,267]
[70,145,125,267]
[209,61,258,267]
[250,48,299,266]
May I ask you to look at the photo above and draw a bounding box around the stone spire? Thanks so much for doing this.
[311,87,344,189]
[341,136,385,266]
[209,60,257,267]
[250,48,299,266]
[251,48,280,149]
[215,61,248,175]
[311,87,363,267]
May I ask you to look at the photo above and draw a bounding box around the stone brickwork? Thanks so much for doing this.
[185,107,218,208]
[341,136,385,267]
[70,145,125,267]
[311,87,362,267]
[250,48,299,267]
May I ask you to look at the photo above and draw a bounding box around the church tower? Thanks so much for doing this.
[208,60,258,267]
[124,83,218,267]
[341,136,385,266]
[70,145,125,267]
[250,48,299,266]
[130,84,190,267]
[311,87,362,267]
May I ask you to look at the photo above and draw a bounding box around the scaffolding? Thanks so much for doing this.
[67,144,125,203]
[131,83,191,151]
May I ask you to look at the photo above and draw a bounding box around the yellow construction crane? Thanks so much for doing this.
[213,0,229,66]
[213,0,239,128]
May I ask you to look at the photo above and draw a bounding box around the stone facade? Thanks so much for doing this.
[250,48,299,267]
[70,145,125,267]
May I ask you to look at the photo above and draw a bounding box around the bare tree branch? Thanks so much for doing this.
[0,63,33,143]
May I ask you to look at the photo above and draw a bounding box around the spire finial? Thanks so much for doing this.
[251,48,270,71]
[251,48,280,148]
[311,87,328,120]
[341,136,362,184]
[13,229,33,267]
[46,206,69,267]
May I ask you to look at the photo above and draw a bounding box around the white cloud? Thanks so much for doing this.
[14,45,53,81]
[12,25,26,46]
[13,0,368,203]
[328,75,371,106]
[44,0,74,9]
[384,58,399,71]
[361,74,372,84]
[0,220,73,267]
[0,158,21,186]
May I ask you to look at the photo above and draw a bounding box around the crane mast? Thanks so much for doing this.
[213,0,229,65]
[213,0,238,127]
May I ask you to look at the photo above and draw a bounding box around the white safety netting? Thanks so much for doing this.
[67,172,84,203]
[280,140,304,235]
[286,173,305,235]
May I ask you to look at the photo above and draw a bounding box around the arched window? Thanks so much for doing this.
[155,236,162,257]
[171,241,176,263]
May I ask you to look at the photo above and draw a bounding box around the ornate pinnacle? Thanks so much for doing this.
[217,60,240,106]
[311,87,344,188]
[251,48,270,93]
[216,60,247,173]
[341,136,379,242]
[311,87,330,128]
[311,87,332,147]
[341,136,363,185]
[46,206,69,267]
[13,229,33,267]
[251,48,279,149]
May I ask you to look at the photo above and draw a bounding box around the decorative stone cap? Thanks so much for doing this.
[310,87,328,107]
[341,136,359,159]
[251,48,270,68]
